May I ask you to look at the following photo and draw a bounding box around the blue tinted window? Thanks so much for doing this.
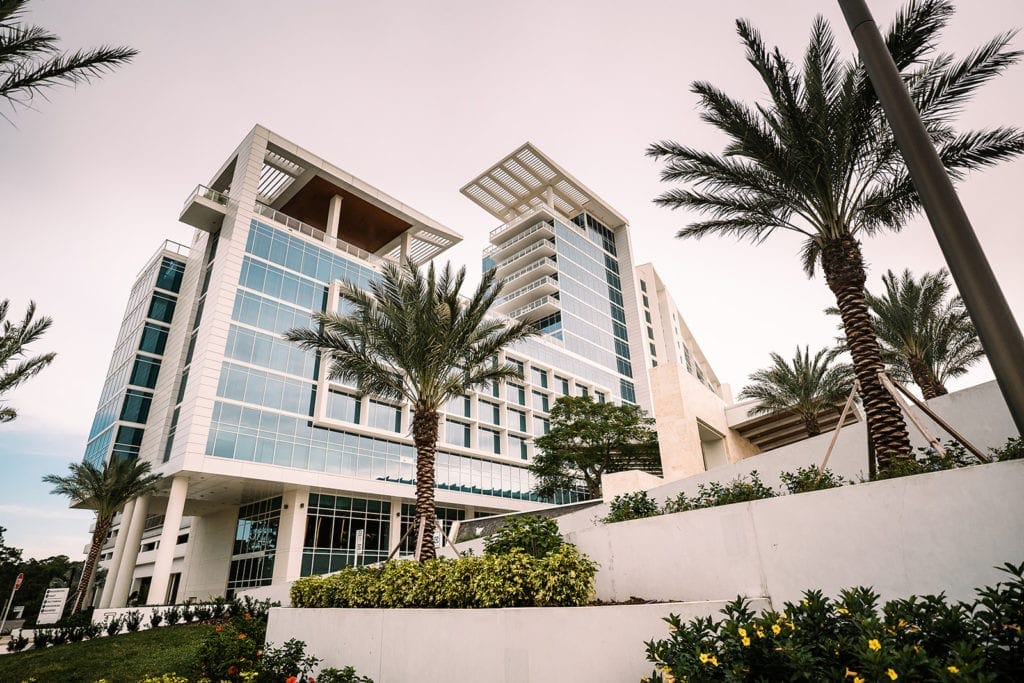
[139,323,169,355]
[156,258,186,293]
[120,389,152,424]
[129,357,161,389]
[148,292,177,323]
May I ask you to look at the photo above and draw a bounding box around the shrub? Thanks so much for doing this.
[195,612,266,682]
[104,615,122,637]
[532,544,598,606]
[663,470,776,514]
[32,629,51,648]
[82,622,102,639]
[472,550,537,608]
[483,515,564,558]
[318,667,375,683]
[163,605,182,625]
[644,561,1024,681]
[602,491,660,523]
[138,676,189,683]
[258,638,321,682]
[875,441,979,480]
[778,466,847,494]
[180,603,194,623]
[291,545,597,609]
[991,436,1024,462]
[6,633,28,651]
[149,610,163,629]
[124,609,142,632]
[194,604,212,621]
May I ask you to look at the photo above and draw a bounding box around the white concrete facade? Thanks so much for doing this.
[84,126,745,605]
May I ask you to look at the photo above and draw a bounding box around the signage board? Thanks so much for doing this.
[36,587,69,625]
[354,529,364,557]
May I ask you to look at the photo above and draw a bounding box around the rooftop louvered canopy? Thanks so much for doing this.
[461,143,627,229]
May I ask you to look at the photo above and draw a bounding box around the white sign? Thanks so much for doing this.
[36,588,69,625]
[354,529,364,557]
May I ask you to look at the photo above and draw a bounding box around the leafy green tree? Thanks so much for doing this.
[43,457,162,613]
[0,0,136,116]
[0,299,55,422]
[286,260,537,560]
[530,395,660,499]
[647,0,1024,467]
[861,269,982,399]
[739,346,853,437]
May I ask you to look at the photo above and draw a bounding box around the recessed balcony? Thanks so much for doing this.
[498,256,558,291]
[496,275,559,310]
[179,184,230,232]
[494,238,556,277]
[505,294,560,322]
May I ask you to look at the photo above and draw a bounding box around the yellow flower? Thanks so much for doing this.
[786,621,795,630]
[742,636,751,647]
[668,624,677,632]
[771,624,781,635]
[854,678,865,683]
[698,652,718,667]
[897,618,908,628]
[845,667,858,678]
[947,666,959,675]
[801,599,809,607]
[868,638,881,651]
[837,607,850,615]
[886,668,898,680]
[756,628,765,638]
[699,653,710,664]
[709,655,718,667]
[737,627,747,637]
[663,673,676,683]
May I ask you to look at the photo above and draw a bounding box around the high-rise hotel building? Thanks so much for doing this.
[84,126,751,607]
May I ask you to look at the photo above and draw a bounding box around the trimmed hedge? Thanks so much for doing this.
[291,544,597,609]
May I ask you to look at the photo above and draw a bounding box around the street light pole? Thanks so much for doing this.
[837,0,1024,436]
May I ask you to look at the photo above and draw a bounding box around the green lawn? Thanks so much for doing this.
[0,623,214,683]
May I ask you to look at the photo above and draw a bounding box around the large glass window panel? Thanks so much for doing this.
[327,392,360,424]
[147,292,177,324]
[120,389,152,424]
[445,420,470,448]
[368,400,400,432]
[478,428,500,455]
[138,323,169,355]
[129,357,161,389]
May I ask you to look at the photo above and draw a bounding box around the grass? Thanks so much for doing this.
[0,623,214,683]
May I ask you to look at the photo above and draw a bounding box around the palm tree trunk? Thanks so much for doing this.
[908,356,941,400]
[803,412,822,437]
[411,406,439,561]
[821,237,913,468]
[72,514,111,613]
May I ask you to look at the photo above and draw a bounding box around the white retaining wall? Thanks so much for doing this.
[267,599,770,683]
[569,459,1024,605]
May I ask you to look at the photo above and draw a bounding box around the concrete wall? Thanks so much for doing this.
[267,599,770,683]
[568,460,1024,606]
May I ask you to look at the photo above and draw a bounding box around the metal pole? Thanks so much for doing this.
[837,0,1024,437]
[0,581,17,635]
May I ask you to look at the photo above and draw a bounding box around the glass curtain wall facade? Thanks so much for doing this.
[84,248,188,466]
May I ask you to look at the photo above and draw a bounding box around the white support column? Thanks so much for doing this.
[147,476,189,605]
[398,231,413,264]
[110,495,149,607]
[388,497,404,556]
[98,499,136,608]
[327,195,344,240]
[273,487,310,582]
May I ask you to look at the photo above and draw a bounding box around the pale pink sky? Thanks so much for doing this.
[1,0,1022,559]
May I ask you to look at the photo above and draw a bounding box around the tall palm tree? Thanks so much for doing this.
[839,269,983,399]
[286,260,537,561]
[739,346,854,437]
[647,0,1024,467]
[0,299,55,422]
[43,457,162,613]
[0,0,137,115]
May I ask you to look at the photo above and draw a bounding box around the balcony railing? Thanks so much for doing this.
[500,256,557,286]
[254,202,379,264]
[489,204,553,239]
[183,184,230,209]
[483,219,555,258]
[498,275,558,305]
[507,294,559,319]
[496,238,556,270]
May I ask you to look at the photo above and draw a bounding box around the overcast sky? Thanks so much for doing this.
[2,0,1022,560]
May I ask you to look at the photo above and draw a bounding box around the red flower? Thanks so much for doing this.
[228,665,238,675]
[308,677,317,683]
[286,677,298,683]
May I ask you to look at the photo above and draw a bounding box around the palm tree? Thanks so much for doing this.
[1,299,55,422]
[647,0,1024,467]
[837,269,983,399]
[43,457,162,613]
[0,0,137,115]
[286,260,537,560]
[739,346,854,437]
